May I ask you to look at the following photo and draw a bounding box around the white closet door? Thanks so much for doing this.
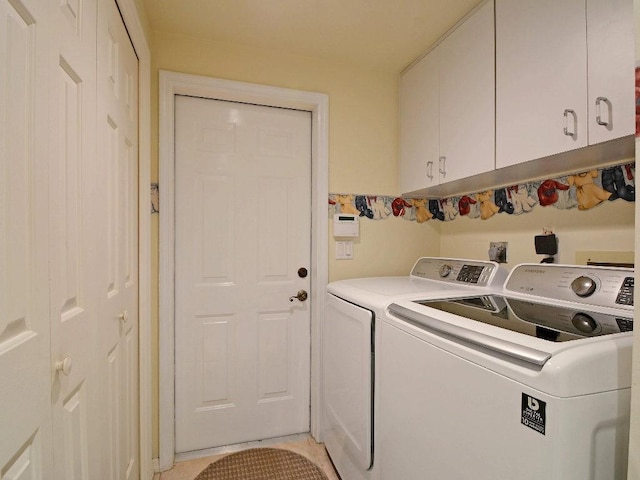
[48,0,99,476]
[0,0,54,477]
[95,0,140,477]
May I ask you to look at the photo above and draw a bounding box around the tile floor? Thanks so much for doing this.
[155,434,340,480]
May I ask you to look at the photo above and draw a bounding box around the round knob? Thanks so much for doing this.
[55,357,72,376]
[118,310,128,323]
[571,313,598,334]
[571,276,597,297]
[439,264,452,278]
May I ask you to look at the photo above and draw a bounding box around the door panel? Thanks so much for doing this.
[96,0,139,477]
[175,96,312,452]
[48,0,97,475]
[0,0,53,476]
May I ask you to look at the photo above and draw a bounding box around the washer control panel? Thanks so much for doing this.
[506,264,634,310]
[411,258,507,287]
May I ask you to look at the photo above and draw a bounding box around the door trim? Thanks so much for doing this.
[112,0,152,478]
[158,70,329,471]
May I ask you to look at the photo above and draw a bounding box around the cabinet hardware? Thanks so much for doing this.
[438,156,447,177]
[595,97,610,126]
[563,109,577,137]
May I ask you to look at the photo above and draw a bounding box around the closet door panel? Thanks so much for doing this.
[48,0,99,477]
[96,0,140,476]
[0,0,54,476]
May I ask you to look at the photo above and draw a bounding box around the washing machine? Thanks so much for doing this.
[381,263,634,479]
[322,257,508,480]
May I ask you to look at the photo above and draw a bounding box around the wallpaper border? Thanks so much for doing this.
[329,163,636,223]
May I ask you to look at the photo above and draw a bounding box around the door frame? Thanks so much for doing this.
[111,0,152,478]
[158,70,329,471]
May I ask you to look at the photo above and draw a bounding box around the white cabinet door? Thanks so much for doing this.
[496,0,588,169]
[399,50,440,193]
[439,0,495,183]
[586,0,635,145]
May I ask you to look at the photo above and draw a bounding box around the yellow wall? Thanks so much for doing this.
[149,31,440,456]
[440,197,635,266]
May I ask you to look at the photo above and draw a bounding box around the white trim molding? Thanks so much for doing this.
[158,70,329,471]
[113,0,152,478]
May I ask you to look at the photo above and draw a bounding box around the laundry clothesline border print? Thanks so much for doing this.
[329,163,635,223]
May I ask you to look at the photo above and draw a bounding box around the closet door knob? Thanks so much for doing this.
[119,310,129,323]
[55,357,73,376]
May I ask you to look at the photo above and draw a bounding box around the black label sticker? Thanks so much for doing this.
[521,393,546,435]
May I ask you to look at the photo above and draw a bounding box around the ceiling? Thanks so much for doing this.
[141,0,483,72]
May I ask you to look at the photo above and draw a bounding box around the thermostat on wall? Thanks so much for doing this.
[333,213,359,237]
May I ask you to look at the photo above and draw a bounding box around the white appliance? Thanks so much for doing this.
[381,263,634,480]
[323,257,508,480]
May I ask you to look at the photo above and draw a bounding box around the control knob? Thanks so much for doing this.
[571,313,598,334]
[571,276,597,297]
[439,264,452,278]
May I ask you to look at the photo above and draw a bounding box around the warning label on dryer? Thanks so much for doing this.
[521,393,546,435]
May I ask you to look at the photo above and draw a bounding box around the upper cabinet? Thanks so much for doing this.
[399,47,440,193]
[496,0,634,169]
[399,0,494,195]
[439,1,495,185]
[586,0,635,145]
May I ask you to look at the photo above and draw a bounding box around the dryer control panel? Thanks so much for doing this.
[410,257,508,287]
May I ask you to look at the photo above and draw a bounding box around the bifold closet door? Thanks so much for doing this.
[0,0,54,476]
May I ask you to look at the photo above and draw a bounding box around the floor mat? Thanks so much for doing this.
[194,447,329,480]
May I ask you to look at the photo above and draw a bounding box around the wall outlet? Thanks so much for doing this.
[489,242,508,263]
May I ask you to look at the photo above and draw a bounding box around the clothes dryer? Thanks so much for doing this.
[323,257,508,480]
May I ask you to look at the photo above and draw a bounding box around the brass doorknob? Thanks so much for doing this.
[289,290,308,302]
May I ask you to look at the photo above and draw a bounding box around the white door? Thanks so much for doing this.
[174,95,312,452]
[95,0,140,477]
[48,0,99,476]
[0,0,55,476]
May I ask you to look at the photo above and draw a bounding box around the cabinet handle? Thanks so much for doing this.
[595,97,610,126]
[426,161,434,180]
[438,156,446,177]
[563,109,577,137]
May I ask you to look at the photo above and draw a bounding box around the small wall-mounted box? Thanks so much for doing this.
[333,213,359,237]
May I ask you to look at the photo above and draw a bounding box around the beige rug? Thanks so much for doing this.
[194,448,329,480]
